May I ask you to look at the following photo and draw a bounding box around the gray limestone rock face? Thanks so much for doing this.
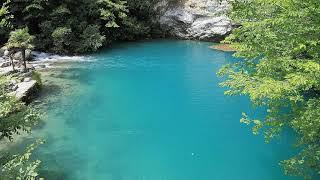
[157,0,232,41]
[12,49,32,61]
[0,61,11,68]
[0,46,7,57]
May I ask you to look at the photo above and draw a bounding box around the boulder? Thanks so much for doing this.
[20,71,33,78]
[23,77,32,82]
[157,0,232,41]
[10,80,38,100]
[12,49,32,61]
[0,46,7,57]
[0,61,11,68]
[0,67,15,76]
[189,16,232,40]
[26,63,35,70]
[4,50,10,57]
[10,79,18,85]
[11,84,18,91]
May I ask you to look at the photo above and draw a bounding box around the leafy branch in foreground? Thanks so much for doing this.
[219,0,320,179]
[0,140,45,180]
[0,0,13,28]
[0,75,43,179]
[0,76,40,141]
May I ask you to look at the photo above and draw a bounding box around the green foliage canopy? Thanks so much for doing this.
[219,0,320,178]
[1,0,158,54]
[6,28,34,50]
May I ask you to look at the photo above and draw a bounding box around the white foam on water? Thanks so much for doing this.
[32,51,95,62]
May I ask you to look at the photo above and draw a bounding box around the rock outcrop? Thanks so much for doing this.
[157,0,232,41]
[12,49,32,61]
[0,47,42,102]
[10,80,38,101]
[0,46,32,61]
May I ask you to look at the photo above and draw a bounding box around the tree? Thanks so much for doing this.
[8,49,17,71]
[219,0,320,179]
[6,28,34,72]
[51,27,72,53]
[0,0,159,54]
[77,25,106,52]
[98,0,128,28]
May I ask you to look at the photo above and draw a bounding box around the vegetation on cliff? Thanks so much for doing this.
[220,0,320,178]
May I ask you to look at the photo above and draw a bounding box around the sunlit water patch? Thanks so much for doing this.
[31,40,299,180]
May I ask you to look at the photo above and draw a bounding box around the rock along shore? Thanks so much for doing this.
[0,46,86,102]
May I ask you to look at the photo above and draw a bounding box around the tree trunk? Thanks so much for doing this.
[9,54,15,71]
[22,49,27,72]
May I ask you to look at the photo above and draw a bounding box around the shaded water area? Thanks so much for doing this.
[28,40,299,179]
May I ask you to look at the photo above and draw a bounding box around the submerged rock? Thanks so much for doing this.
[157,0,232,41]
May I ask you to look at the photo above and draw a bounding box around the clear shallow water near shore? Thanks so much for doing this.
[31,40,299,180]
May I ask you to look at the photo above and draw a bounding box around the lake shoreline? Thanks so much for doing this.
[0,51,93,154]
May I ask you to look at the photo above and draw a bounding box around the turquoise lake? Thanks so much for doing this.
[32,40,299,180]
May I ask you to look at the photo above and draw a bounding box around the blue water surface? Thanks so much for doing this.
[34,40,299,180]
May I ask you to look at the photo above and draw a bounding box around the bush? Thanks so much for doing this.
[31,71,42,87]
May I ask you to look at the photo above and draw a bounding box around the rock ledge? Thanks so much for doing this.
[9,80,38,101]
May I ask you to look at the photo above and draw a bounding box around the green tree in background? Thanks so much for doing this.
[0,0,157,54]
[219,0,320,179]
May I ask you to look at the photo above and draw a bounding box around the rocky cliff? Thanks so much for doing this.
[156,0,232,41]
